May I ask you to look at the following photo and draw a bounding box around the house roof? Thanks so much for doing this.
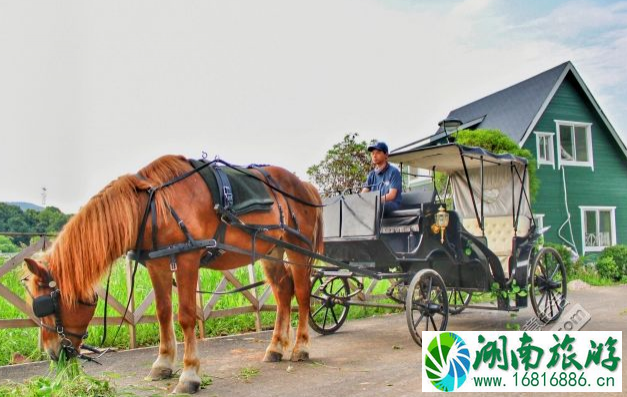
[392,61,627,160]
[443,62,569,144]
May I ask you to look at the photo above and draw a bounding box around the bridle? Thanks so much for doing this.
[22,271,98,361]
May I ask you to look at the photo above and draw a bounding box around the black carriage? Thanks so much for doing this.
[309,143,568,345]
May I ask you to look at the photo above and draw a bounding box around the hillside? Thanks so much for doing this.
[5,202,44,212]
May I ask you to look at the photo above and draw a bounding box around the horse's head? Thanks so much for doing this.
[23,258,97,361]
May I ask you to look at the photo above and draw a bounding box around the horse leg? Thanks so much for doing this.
[173,256,202,394]
[287,253,312,362]
[146,265,176,381]
[261,247,294,362]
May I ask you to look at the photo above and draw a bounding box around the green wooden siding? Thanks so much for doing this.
[523,73,627,255]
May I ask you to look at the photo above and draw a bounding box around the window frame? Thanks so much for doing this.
[534,213,545,235]
[555,120,594,170]
[405,165,432,187]
[534,132,555,168]
[579,206,617,253]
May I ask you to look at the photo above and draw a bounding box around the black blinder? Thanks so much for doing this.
[33,295,56,318]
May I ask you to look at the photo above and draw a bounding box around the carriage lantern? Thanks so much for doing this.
[431,205,449,244]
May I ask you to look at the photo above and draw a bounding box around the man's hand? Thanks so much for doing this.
[382,188,398,202]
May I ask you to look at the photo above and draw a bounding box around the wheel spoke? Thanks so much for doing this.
[413,312,425,329]
[330,306,340,325]
[312,304,326,318]
[322,307,329,329]
[430,315,438,331]
[550,263,560,280]
[537,290,547,308]
[425,278,433,305]
[547,289,554,318]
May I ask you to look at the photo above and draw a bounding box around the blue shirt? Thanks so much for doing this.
[365,163,402,207]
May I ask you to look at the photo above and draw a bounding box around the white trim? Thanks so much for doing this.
[520,64,570,147]
[555,120,594,170]
[520,62,627,163]
[534,213,545,235]
[406,165,432,186]
[579,206,617,254]
[534,131,555,168]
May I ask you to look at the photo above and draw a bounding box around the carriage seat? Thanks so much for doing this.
[385,187,435,218]
[462,216,531,275]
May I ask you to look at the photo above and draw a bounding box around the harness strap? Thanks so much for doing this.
[210,165,234,209]
[151,197,158,250]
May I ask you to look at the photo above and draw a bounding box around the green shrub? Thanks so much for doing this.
[455,129,539,202]
[0,235,19,253]
[596,256,621,281]
[599,245,627,278]
[544,243,574,274]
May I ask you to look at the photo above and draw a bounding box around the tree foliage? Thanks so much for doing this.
[454,129,539,202]
[307,133,373,196]
[0,235,18,253]
[0,203,71,245]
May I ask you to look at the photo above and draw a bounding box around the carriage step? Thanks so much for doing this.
[319,270,354,277]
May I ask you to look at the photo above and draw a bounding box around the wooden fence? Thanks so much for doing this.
[0,234,280,349]
[0,234,388,350]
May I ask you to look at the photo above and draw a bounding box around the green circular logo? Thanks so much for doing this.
[425,332,471,392]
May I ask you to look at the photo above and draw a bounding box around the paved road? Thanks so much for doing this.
[1,285,625,396]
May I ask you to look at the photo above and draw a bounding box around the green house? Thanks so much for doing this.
[397,61,627,257]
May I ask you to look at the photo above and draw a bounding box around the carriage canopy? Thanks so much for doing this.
[389,143,531,220]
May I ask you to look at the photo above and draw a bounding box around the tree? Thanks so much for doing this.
[0,235,19,253]
[0,203,71,245]
[307,133,373,197]
[454,129,539,202]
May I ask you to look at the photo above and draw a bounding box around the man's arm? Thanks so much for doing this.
[382,167,402,202]
[381,188,398,202]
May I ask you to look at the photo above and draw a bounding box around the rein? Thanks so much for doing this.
[105,157,333,347]
[22,275,101,363]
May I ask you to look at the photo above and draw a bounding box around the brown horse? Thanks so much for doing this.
[24,155,323,394]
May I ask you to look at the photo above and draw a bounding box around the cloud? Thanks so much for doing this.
[0,0,625,212]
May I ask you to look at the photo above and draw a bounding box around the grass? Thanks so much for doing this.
[0,256,396,367]
[237,367,260,382]
[0,350,116,397]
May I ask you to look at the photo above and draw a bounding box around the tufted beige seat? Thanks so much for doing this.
[462,216,531,276]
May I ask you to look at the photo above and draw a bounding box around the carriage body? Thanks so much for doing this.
[311,144,567,344]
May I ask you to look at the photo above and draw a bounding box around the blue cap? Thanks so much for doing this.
[367,141,389,154]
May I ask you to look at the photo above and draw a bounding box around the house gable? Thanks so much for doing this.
[523,73,627,255]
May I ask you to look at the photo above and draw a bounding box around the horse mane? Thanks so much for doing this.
[46,155,192,305]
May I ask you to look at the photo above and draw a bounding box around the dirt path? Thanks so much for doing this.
[1,285,625,396]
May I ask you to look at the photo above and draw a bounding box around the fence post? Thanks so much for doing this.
[248,264,262,332]
[124,255,137,349]
[196,276,206,339]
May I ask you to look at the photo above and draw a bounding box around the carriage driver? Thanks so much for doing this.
[361,141,402,215]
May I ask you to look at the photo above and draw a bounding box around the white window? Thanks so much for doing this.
[556,120,593,169]
[406,165,432,186]
[534,132,555,168]
[580,206,616,253]
[534,214,545,234]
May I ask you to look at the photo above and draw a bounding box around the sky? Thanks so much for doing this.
[1,0,626,213]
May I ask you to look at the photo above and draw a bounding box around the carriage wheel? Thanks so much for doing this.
[448,289,473,315]
[405,269,449,346]
[308,274,350,335]
[530,247,567,323]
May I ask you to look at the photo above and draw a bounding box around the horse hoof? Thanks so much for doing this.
[173,380,200,395]
[147,367,173,381]
[263,351,283,362]
[290,350,309,362]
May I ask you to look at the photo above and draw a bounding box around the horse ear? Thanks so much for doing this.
[24,258,48,279]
